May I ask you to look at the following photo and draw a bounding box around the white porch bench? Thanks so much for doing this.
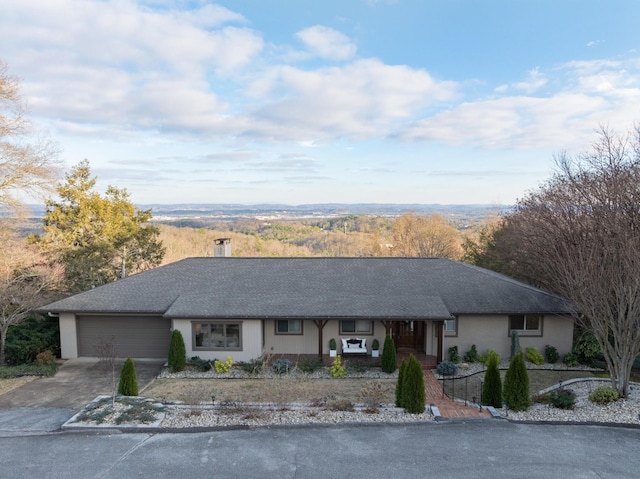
[341,338,367,355]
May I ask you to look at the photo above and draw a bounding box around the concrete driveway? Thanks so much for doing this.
[0,358,164,409]
[0,358,164,434]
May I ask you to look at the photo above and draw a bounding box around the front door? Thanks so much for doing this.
[394,321,424,351]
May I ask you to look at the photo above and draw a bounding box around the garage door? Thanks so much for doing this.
[77,315,171,358]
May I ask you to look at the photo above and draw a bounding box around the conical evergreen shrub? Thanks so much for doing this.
[401,354,425,414]
[395,358,407,407]
[168,330,186,373]
[118,357,139,396]
[481,353,502,407]
[381,335,397,373]
[503,351,530,411]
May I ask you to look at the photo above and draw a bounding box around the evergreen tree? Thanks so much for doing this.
[401,354,425,414]
[481,353,502,407]
[32,160,165,292]
[395,358,407,407]
[510,329,520,358]
[381,335,397,373]
[168,330,186,373]
[503,351,530,411]
[117,357,139,396]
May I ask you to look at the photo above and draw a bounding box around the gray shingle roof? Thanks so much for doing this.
[38,258,571,319]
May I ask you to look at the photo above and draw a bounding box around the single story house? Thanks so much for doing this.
[37,256,574,363]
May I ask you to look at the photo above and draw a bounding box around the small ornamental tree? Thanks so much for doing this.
[401,354,425,414]
[395,358,407,407]
[381,335,397,373]
[118,357,139,396]
[503,351,530,411]
[168,330,186,373]
[481,352,502,407]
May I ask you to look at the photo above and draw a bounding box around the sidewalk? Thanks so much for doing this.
[424,371,491,419]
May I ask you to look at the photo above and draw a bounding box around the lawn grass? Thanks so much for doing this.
[144,377,397,405]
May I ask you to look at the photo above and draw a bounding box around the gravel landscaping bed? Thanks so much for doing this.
[65,362,640,429]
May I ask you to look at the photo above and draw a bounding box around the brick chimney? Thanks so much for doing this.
[214,238,232,257]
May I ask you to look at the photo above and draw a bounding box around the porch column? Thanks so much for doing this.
[436,320,444,363]
[381,320,393,337]
[313,320,329,358]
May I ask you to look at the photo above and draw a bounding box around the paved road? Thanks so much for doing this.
[1,421,639,478]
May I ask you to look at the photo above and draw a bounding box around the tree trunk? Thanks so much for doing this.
[0,325,7,366]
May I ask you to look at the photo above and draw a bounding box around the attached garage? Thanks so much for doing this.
[76,315,171,359]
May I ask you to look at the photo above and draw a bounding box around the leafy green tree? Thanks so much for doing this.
[481,353,502,408]
[503,351,530,411]
[168,330,186,373]
[32,160,165,292]
[381,335,397,373]
[401,354,425,414]
[118,357,139,396]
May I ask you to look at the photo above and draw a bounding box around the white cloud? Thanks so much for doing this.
[494,68,547,94]
[245,59,458,140]
[296,26,357,61]
[402,57,640,150]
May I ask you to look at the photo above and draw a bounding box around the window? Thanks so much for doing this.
[193,322,242,350]
[275,319,302,335]
[444,318,457,333]
[340,320,373,335]
[509,314,542,335]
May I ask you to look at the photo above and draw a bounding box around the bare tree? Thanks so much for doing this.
[504,125,640,397]
[0,59,59,213]
[0,224,61,364]
[96,337,118,407]
[392,213,462,259]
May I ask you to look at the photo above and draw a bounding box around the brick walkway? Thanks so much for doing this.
[424,371,491,419]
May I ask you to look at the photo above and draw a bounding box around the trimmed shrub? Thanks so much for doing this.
[544,345,560,364]
[588,385,619,405]
[329,338,337,351]
[510,330,520,358]
[329,355,346,378]
[481,353,502,407]
[36,350,55,366]
[298,357,324,373]
[381,335,397,373]
[448,345,460,363]
[563,352,579,367]
[464,344,479,363]
[436,360,458,376]
[574,332,601,365]
[401,355,425,414]
[371,338,380,351]
[273,358,292,374]
[525,347,544,366]
[548,388,576,409]
[479,349,501,366]
[117,358,138,396]
[503,351,530,411]
[188,356,213,372]
[214,356,233,373]
[168,330,186,373]
[237,357,264,375]
[395,359,407,407]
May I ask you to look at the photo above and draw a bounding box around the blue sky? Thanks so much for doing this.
[2,0,639,205]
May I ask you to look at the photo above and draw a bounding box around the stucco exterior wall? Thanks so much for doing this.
[171,319,263,362]
[263,319,388,355]
[443,314,574,359]
[59,313,78,359]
